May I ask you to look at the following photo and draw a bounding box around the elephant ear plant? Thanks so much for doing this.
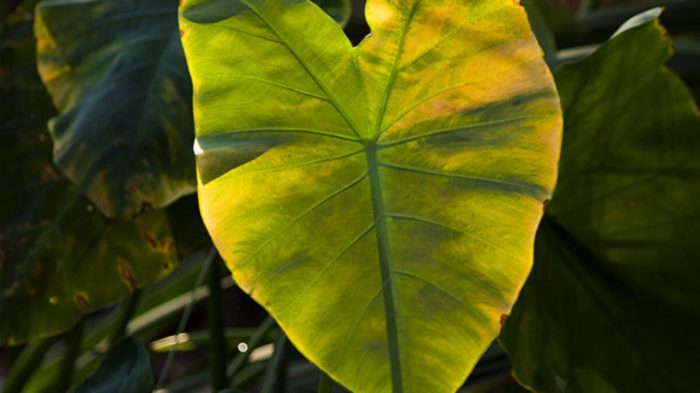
[180,0,561,391]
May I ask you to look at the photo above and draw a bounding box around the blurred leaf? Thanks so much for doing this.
[501,13,700,393]
[181,0,561,391]
[34,0,196,219]
[522,0,557,59]
[67,337,154,393]
[525,0,581,46]
[311,0,351,26]
[0,15,177,345]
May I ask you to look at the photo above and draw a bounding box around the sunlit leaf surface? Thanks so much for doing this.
[501,11,700,393]
[181,0,561,391]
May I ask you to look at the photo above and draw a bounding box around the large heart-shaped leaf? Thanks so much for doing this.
[180,0,561,391]
[0,15,177,345]
[67,337,154,393]
[34,0,196,219]
[500,10,700,393]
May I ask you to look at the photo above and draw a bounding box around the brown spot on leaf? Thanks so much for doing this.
[500,314,508,327]
[179,28,185,38]
[162,260,173,271]
[73,292,91,313]
[143,233,158,248]
[117,258,138,291]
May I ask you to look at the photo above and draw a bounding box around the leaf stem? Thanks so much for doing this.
[260,329,289,393]
[1,336,59,393]
[227,316,276,386]
[207,257,228,391]
[317,371,334,393]
[109,289,142,346]
[365,141,403,393]
[55,317,86,393]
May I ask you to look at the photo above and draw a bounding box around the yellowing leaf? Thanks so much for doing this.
[180,0,561,391]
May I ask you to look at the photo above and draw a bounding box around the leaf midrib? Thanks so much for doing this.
[239,2,409,391]
[365,140,404,393]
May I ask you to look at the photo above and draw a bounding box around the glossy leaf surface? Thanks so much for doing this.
[34,0,196,219]
[67,337,154,393]
[181,0,561,391]
[0,16,177,345]
[501,12,700,393]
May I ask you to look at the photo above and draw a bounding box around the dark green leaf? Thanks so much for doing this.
[34,0,196,219]
[501,12,700,393]
[67,337,154,393]
[0,17,177,345]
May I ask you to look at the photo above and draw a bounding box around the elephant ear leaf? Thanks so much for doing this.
[500,10,700,393]
[34,0,196,219]
[0,13,176,345]
[180,0,561,392]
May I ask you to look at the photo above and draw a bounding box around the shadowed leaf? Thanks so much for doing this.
[0,16,177,345]
[67,337,154,393]
[501,11,700,393]
[34,0,196,219]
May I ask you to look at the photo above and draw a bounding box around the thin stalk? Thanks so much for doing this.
[55,317,86,393]
[109,289,142,346]
[227,316,276,386]
[317,371,334,393]
[207,258,227,391]
[155,246,218,390]
[260,330,289,393]
[2,336,59,393]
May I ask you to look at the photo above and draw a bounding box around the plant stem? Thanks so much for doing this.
[317,371,334,393]
[260,330,289,393]
[207,257,228,391]
[55,317,86,393]
[227,316,276,385]
[155,246,218,390]
[1,336,59,393]
[109,289,141,346]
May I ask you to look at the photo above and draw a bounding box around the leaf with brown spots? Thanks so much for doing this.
[0,15,177,345]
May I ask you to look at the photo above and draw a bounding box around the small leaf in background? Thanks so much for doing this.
[34,0,196,219]
[500,10,700,393]
[0,16,177,345]
[181,0,561,391]
[67,337,154,393]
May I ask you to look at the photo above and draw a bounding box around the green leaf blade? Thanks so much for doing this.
[501,13,700,393]
[181,0,562,391]
[0,17,178,344]
[34,0,196,219]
